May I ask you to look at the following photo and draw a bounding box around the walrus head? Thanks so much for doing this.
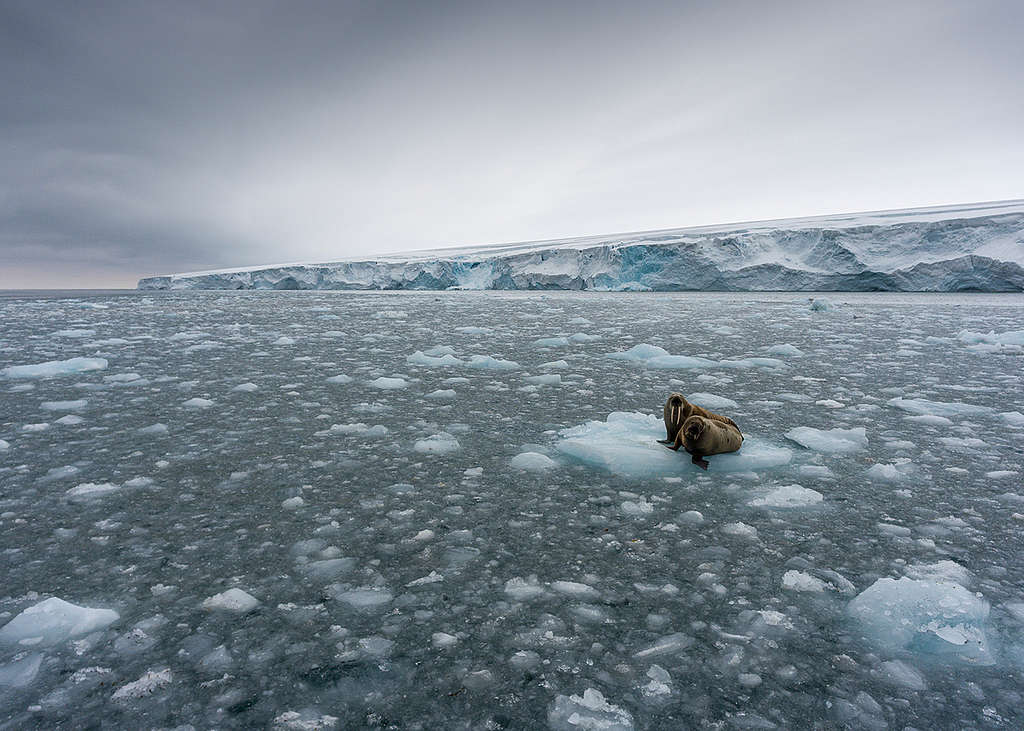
[684,418,705,441]
[667,393,688,427]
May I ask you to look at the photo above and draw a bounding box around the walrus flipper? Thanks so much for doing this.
[691,453,709,470]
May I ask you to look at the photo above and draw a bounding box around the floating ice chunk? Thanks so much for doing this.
[551,581,600,600]
[368,377,409,389]
[273,336,295,345]
[426,389,457,400]
[722,522,758,539]
[406,351,463,367]
[0,439,9,450]
[55,414,84,425]
[687,393,739,410]
[569,332,600,342]
[504,576,548,601]
[282,496,305,510]
[432,632,458,648]
[764,343,804,357]
[326,374,353,384]
[301,558,356,581]
[1000,411,1024,427]
[0,653,42,688]
[646,354,721,369]
[525,374,562,385]
[904,414,953,426]
[413,432,460,454]
[749,484,823,508]
[640,664,672,700]
[374,310,407,319]
[40,399,87,411]
[904,561,971,586]
[455,326,492,334]
[533,336,569,347]
[43,465,80,482]
[875,659,927,690]
[334,587,393,611]
[0,597,119,647]
[782,570,827,593]
[2,357,108,379]
[138,423,168,435]
[231,382,259,392]
[201,588,260,613]
[957,329,1024,352]
[111,668,172,700]
[66,482,120,499]
[406,571,444,587]
[986,470,1019,479]
[865,459,917,482]
[272,710,340,730]
[548,688,634,731]
[327,423,388,437]
[847,577,993,664]
[53,328,96,338]
[816,399,845,409]
[607,344,669,361]
[556,412,791,478]
[621,497,654,515]
[680,510,704,524]
[886,397,991,417]
[540,359,569,369]
[808,297,835,311]
[633,632,694,659]
[785,426,867,453]
[510,650,541,669]
[510,452,557,471]
[466,354,519,370]
[182,397,214,408]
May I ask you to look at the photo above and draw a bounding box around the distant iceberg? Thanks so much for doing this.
[139,200,1024,292]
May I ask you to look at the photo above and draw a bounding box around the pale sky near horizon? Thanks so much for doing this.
[2,0,1022,288]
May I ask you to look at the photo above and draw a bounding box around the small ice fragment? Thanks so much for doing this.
[201,588,260,613]
[510,452,557,471]
[368,377,409,389]
[0,597,119,647]
[111,668,172,700]
[548,688,634,731]
[182,397,213,408]
[781,570,827,593]
[785,426,867,453]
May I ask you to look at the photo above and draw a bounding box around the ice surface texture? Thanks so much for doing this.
[137,201,1024,291]
[1,290,1023,729]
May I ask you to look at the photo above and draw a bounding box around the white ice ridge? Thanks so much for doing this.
[556,412,792,478]
[0,597,119,647]
[137,200,1024,291]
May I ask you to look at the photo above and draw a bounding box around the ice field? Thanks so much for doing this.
[1,290,1023,729]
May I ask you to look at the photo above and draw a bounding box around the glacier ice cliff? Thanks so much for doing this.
[138,200,1024,291]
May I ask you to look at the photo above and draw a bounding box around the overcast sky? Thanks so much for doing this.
[2,0,1022,288]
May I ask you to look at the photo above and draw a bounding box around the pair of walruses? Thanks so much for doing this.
[658,393,743,470]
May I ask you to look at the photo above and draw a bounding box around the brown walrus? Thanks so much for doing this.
[657,393,740,445]
[667,415,743,470]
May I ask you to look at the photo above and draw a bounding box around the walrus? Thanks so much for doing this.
[658,393,740,445]
[667,414,743,470]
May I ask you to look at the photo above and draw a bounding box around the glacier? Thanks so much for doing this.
[138,200,1024,291]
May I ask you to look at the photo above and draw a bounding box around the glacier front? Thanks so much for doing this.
[138,200,1024,291]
